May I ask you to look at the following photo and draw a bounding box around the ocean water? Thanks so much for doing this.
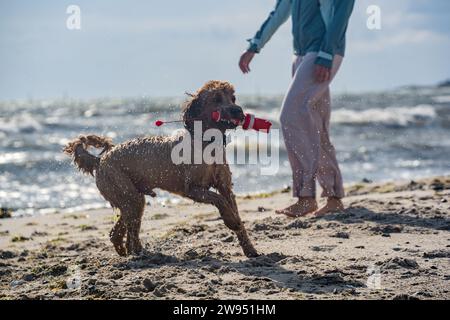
[1,85,450,216]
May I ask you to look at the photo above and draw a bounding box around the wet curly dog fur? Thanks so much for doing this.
[63,81,258,257]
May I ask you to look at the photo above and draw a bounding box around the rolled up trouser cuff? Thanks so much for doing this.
[293,175,316,198]
[321,189,345,199]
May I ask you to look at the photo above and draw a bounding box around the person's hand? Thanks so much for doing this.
[315,65,331,83]
[239,50,255,74]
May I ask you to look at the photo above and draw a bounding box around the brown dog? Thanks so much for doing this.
[63,81,258,257]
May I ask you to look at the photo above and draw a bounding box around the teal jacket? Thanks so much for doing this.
[247,0,355,68]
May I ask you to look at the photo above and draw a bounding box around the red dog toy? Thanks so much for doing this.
[211,111,271,133]
[156,111,272,133]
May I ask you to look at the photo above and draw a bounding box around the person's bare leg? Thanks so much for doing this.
[276,197,318,218]
[314,197,344,217]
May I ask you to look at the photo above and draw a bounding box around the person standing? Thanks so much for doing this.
[239,0,355,217]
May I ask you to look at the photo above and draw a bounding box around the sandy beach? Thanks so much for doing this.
[0,176,449,300]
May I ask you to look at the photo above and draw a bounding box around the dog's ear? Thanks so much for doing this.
[182,94,203,134]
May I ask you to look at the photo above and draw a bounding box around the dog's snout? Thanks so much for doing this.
[230,105,244,120]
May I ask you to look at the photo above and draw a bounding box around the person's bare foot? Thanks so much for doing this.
[314,197,344,217]
[276,197,318,218]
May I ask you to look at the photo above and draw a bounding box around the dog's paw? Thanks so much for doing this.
[244,248,259,258]
[115,247,128,257]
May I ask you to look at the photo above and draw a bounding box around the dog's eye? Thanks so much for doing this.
[231,96,236,103]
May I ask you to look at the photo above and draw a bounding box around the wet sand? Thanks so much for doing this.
[0,176,449,300]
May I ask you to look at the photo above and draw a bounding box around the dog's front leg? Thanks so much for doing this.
[215,184,258,258]
[185,186,233,214]
[187,186,258,258]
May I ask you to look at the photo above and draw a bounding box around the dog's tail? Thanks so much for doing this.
[63,135,114,176]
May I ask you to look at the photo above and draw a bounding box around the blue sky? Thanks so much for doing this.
[0,0,449,100]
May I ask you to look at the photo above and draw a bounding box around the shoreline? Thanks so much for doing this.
[4,173,449,219]
[0,175,449,299]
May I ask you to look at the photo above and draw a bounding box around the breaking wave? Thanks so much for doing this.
[332,105,437,127]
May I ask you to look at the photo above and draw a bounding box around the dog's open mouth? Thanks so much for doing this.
[212,108,244,128]
[219,118,239,126]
